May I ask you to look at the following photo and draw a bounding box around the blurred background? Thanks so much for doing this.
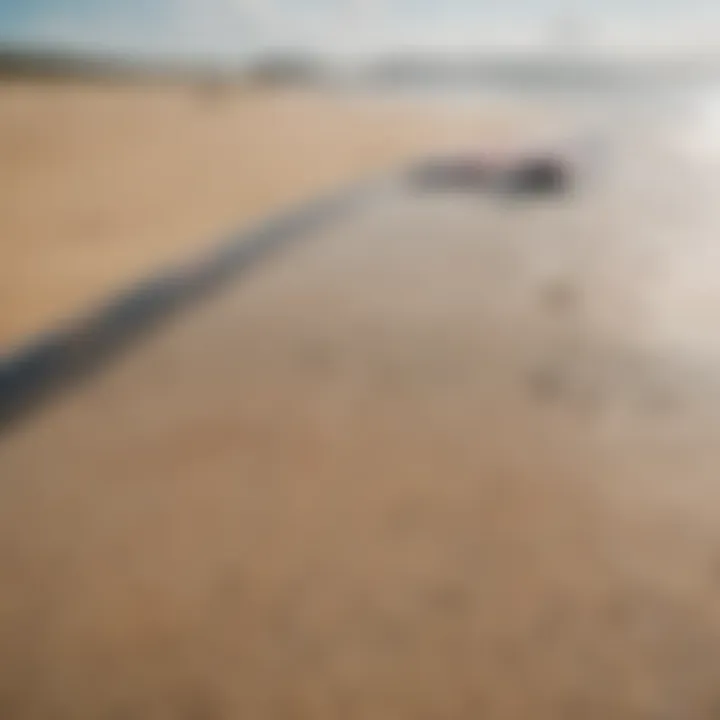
[4,2,720,719]
[3,0,720,344]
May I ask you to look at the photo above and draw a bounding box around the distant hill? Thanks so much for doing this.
[1,44,719,91]
[243,53,329,83]
[0,45,251,83]
[0,46,153,79]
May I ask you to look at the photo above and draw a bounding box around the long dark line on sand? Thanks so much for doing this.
[0,177,382,435]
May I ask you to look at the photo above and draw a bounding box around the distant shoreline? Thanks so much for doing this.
[2,44,720,88]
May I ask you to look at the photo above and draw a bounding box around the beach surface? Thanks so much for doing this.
[0,81,532,347]
[3,79,720,718]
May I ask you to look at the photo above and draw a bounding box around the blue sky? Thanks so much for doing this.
[1,0,719,58]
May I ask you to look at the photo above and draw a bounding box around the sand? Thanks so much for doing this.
[0,80,528,347]
[5,80,720,719]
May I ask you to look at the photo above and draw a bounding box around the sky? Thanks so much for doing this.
[1,0,720,59]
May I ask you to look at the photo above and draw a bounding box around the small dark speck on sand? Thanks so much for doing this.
[541,278,580,315]
[527,364,565,402]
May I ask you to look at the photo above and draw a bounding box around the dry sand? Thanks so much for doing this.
[0,80,525,347]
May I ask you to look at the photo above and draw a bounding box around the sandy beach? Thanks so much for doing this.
[0,80,530,347]
[4,78,720,719]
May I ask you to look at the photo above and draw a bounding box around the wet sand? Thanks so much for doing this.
[3,102,720,717]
